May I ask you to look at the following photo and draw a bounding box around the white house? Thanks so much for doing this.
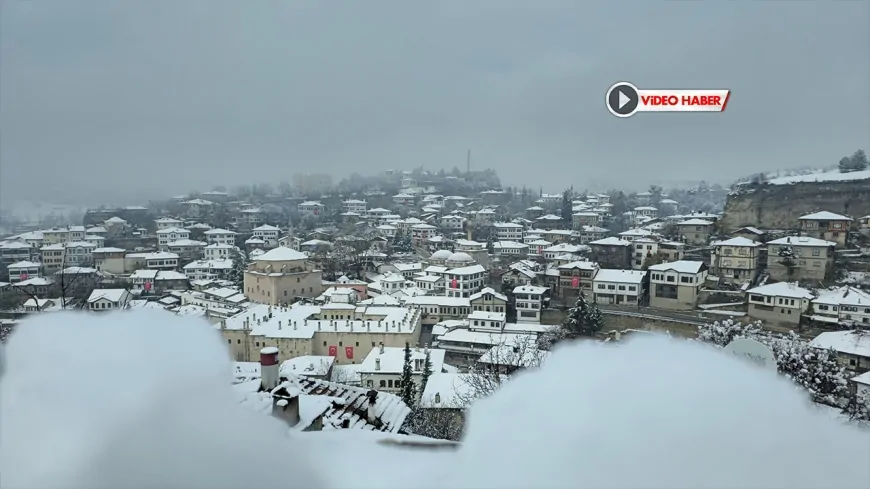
[809,330,870,373]
[542,243,585,261]
[183,258,233,280]
[443,263,487,298]
[156,227,191,249]
[252,225,281,247]
[512,285,549,323]
[155,217,184,230]
[493,241,529,258]
[63,241,97,266]
[203,228,237,246]
[647,260,707,310]
[440,214,466,232]
[811,286,870,328]
[205,243,235,261]
[410,223,438,246]
[342,199,367,214]
[359,345,447,392]
[593,269,647,306]
[87,288,132,311]
[298,201,325,217]
[492,222,524,241]
[746,282,814,326]
[7,260,41,283]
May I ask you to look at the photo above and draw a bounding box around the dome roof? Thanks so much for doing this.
[446,252,474,263]
[430,249,452,260]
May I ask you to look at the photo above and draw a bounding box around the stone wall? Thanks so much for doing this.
[720,179,870,233]
[541,308,699,339]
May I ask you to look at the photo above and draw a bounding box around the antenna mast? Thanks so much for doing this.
[466,149,471,174]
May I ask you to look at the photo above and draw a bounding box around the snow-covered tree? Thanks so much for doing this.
[392,230,413,253]
[562,293,603,338]
[697,320,849,407]
[697,319,763,347]
[767,334,848,406]
[541,294,603,348]
[842,390,870,426]
[399,342,417,408]
[777,246,798,281]
[420,349,433,397]
[486,232,494,254]
[228,248,249,288]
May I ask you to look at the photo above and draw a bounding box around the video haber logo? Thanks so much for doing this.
[605,82,731,118]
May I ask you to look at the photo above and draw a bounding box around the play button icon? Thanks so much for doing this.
[606,82,640,118]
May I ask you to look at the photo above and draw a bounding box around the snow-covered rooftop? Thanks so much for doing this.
[359,346,446,374]
[252,246,307,262]
[767,236,837,247]
[809,330,870,358]
[799,211,852,221]
[747,282,814,299]
[222,303,420,339]
[594,269,647,284]
[647,260,705,274]
[711,237,763,247]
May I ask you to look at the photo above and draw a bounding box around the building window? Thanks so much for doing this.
[380,380,386,387]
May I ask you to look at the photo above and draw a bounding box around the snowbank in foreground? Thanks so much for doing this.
[0,310,323,489]
[2,311,869,489]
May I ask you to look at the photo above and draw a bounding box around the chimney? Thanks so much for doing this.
[375,358,381,371]
[260,347,280,391]
[379,342,384,354]
[293,321,297,330]
[278,320,282,330]
[273,396,300,427]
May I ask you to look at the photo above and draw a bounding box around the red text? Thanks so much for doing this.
[682,95,721,106]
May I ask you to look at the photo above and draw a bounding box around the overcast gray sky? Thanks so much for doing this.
[1,1,868,205]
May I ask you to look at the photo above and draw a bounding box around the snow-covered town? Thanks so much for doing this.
[2,3,870,488]
[3,160,870,440]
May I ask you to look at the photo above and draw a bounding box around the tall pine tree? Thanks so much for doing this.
[420,349,433,397]
[542,293,603,348]
[399,342,417,407]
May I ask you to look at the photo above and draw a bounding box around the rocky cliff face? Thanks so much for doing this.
[720,179,870,232]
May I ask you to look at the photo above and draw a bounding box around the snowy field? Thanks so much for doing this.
[2,310,869,489]
[766,169,870,185]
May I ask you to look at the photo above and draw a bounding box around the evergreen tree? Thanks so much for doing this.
[543,293,603,348]
[778,245,797,281]
[229,248,249,288]
[399,342,417,407]
[392,230,413,253]
[838,156,853,173]
[486,233,495,254]
[420,349,433,397]
[850,149,868,171]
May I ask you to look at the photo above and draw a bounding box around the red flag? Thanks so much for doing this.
[328,345,337,356]
[144,281,152,292]
[571,276,580,288]
[345,346,354,359]
[451,278,458,289]
[19,272,28,281]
